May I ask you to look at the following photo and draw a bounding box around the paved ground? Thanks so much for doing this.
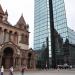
[4,69,75,75]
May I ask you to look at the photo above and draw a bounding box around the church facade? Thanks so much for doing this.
[0,5,36,69]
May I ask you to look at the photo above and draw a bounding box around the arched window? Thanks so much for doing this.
[19,33,25,44]
[13,32,18,44]
[0,27,2,34]
[19,33,28,44]
[4,29,7,32]
[25,35,28,44]
[19,24,23,29]
[9,30,12,41]
[4,29,8,42]
[0,27,2,30]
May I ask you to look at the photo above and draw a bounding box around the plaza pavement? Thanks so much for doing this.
[3,69,75,75]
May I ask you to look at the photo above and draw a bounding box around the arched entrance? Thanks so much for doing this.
[2,47,13,69]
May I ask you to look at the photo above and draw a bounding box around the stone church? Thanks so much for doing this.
[0,5,36,69]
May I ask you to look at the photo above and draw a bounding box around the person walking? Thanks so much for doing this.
[1,66,4,75]
[9,66,13,75]
[21,67,25,75]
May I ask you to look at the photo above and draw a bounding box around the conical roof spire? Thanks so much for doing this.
[17,14,26,25]
[5,10,8,16]
[0,4,4,14]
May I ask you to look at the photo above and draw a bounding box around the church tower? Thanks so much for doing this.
[0,5,4,22]
[2,10,8,22]
[0,5,36,69]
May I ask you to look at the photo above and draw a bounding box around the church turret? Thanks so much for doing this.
[5,10,8,16]
[0,5,4,22]
[0,5,4,14]
[3,10,8,22]
[17,14,26,25]
[15,14,27,30]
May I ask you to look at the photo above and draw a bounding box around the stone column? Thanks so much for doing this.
[24,58,26,66]
[13,57,15,68]
[0,56,2,67]
[32,57,36,69]
[30,59,36,69]
[15,57,18,69]
[33,59,36,69]
[26,58,28,69]
[18,57,21,70]
[0,55,3,67]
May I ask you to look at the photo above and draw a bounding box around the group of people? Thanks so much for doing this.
[0,66,13,75]
[0,66,26,75]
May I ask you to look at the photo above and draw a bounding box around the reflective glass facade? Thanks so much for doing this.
[68,28,75,44]
[53,0,68,41]
[34,0,51,56]
[34,0,75,68]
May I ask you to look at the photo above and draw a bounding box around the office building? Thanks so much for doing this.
[34,0,75,68]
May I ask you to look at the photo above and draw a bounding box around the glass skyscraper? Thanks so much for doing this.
[34,0,75,68]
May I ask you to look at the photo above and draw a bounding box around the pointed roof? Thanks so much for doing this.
[17,14,26,25]
[5,10,8,15]
[0,4,4,14]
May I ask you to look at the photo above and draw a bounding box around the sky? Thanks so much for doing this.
[0,0,75,48]
[64,0,75,30]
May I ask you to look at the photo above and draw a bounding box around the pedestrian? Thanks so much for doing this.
[21,67,25,75]
[1,66,4,75]
[9,66,13,75]
[57,65,60,71]
[70,65,72,69]
[45,63,47,70]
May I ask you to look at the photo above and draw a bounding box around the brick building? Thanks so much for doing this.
[0,5,36,69]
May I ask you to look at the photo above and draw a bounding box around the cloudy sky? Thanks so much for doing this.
[0,0,75,48]
[64,0,75,30]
